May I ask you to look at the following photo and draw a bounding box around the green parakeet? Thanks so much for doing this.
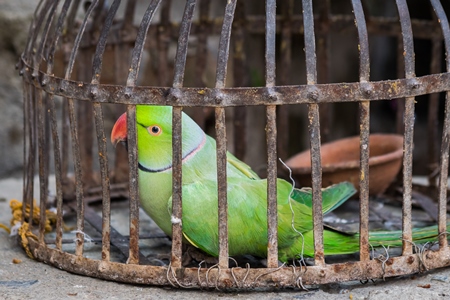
[111,105,443,262]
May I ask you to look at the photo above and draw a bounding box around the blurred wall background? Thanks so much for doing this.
[0,0,41,178]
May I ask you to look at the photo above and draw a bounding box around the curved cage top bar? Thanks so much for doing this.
[19,0,450,289]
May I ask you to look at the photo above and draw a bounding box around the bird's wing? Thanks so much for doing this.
[226,151,260,180]
[290,181,356,214]
[167,178,271,258]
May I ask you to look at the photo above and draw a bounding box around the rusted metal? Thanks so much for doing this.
[43,0,70,251]
[396,0,415,256]
[351,0,371,263]
[125,0,162,265]
[266,105,278,268]
[48,94,64,251]
[171,105,183,268]
[215,0,237,270]
[23,68,450,106]
[92,103,112,262]
[19,0,450,290]
[29,236,450,289]
[67,96,85,256]
[61,4,98,253]
[74,16,447,48]
[88,0,122,263]
[265,0,278,269]
[215,106,228,269]
[26,85,36,229]
[431,0,450,250]
[37,89,47,243]
[302,0,325,267]
[170,0,197,268]
[67,202,151,265]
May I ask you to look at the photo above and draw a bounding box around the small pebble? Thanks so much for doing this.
[12,258,22,264]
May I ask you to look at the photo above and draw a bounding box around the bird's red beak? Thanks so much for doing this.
[111,112,128,146]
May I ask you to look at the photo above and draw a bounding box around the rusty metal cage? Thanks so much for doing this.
[18,0,450,289]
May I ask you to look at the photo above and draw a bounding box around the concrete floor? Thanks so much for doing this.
[1,177,450,299]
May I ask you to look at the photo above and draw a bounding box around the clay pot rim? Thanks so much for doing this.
[287,134,404,174]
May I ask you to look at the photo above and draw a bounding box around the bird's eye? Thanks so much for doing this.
[148,125,162,136]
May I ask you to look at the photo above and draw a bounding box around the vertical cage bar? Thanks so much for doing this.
[64,0,99,80]
[22,82,29,222]
[45,0,71,65]
[265,0,276,87]
[215,0,237,269]
[171,106,183,268]
[265,0,278,268]
[351,0,371,262]
[93,103,111,261]
[124,0,161,265]
[396,0,415,256]
[302,0,324,266]
[430,0,450,249]
[37,90,48,243]
[22,0,45,63]
[26,87,37,229]
[42,0,70,251]
[91,0,121,83]
[215,107,228,269]
[126,105,139,264]
[48,95,64,250]
[266,106,278,267]
[32,0,60,76]
[170,0,197,268]
[172,0,196,88]
[61,101,69,182]
[126,0,161,87]
[63,2,95,204]
[21,80,28,225]
[88,0,122,262]
[26,0,53,65]
[68,98,85,256]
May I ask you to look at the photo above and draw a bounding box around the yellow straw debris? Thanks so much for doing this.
[0,199,72,259]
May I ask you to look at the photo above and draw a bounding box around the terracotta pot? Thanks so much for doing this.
[285,134,404,196]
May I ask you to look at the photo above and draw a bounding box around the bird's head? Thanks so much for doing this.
[111,105,205,172]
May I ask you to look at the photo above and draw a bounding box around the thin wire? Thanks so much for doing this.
[279,158,306,265]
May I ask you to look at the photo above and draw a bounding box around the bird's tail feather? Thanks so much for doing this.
[281,224,447,261]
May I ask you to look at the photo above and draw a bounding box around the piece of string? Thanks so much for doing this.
[371,243,390,280]
[279,158,306,266]
[71,230,94,243]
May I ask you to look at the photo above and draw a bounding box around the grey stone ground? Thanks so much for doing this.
[1,177,450,299]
